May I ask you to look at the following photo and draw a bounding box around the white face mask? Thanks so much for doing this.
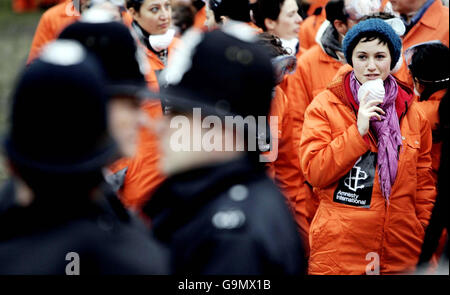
[149,28,176,52]
[413,85,421,97]
[280,38,299,56]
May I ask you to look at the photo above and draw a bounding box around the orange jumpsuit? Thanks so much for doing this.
[300,67,436,274]
[113,38,180,209]
[27,0,80,63]
[393,0,449,89]
[298,6,326,50]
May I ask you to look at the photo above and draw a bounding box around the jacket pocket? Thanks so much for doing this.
[399,134,421,180]
[309,205,342,272]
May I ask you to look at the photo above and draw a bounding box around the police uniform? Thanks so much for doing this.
[143,156,306,275]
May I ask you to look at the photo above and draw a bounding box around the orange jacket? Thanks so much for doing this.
[192,5,206,31]
[117,100,166,209]
[143,37,181,92]
[268,87,310,254]
[27,0,80,64]
[13,0,37,12]
[114,38,180,209]
[415,89,447,183]
[282,44,344,168]
[393,0,449,89]
[298,3,327,50]
[306,0,328,16]
[280,44,346,256]
[300,67,436,274]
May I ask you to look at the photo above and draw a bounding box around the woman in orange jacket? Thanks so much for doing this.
[300,19,436,274]
[407,42,449,183]
[114,0,182,209]
[252,0,304,57]
[408,42,449,269]
[127,0,179,91]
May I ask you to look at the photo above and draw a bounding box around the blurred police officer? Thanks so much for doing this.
[142,27,306,275]
[0,40,168,274]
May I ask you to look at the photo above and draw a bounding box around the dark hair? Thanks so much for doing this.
[126,0,144,11]
[253,0,286,31]
[325,0,347,27]
[347,31,396,69]
[359,12,397,21]
[417,89,449,266]
[209,0,251,23]
[409,43,450,102]
[172,3,196,34]
[256,32,289,58]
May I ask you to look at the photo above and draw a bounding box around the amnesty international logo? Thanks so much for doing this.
[333,152,376,208]
[344,157,368,192]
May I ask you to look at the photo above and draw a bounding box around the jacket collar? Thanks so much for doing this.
[326,65,414,119]
[416,0,442,30]
[405,0,443,37]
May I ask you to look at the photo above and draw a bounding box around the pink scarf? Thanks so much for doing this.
[349,72,402,202]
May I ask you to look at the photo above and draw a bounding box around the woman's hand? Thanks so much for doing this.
[357,92,385,136]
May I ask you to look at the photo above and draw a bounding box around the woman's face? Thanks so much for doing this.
[108,98,144,158]
[132,0,172,35]
[268,0,302,40]
[352,38,392,84]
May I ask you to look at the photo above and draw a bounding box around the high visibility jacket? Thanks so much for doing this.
[300,67,436,274]
[27,0,80,64]
[298,4,326,50]
[415,89,447,183]
[393,0,449,89]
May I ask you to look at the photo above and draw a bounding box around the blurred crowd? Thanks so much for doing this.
[1,0,449,275]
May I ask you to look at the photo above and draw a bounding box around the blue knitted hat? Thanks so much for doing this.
[342,18,402,70]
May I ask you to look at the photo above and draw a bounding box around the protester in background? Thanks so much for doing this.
[253,0,303,57]
[407,42,449,182]
[127,0,179,90]
[203,0,260,33]
[57,12,158,191]
[191,0,208,30]
[26,0,134,64]
[300,19,436,274]
[27,0,85,63]
[171,0,196,36]
[204,0,254,30]
[116,0,181,209]
[297,0,327,51]
[142,27,306,275]
[389,0,449,88]
[256,32,310,258]
[0,40,168,274]
[407,43,449,274]
[418,90,449,274]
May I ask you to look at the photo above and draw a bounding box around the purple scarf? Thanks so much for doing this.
[349,72,402,203]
